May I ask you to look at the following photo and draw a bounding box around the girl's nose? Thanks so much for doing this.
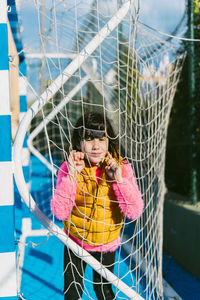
[92,139,100,149]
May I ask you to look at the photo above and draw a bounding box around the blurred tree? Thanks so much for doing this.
[165,0,200,201]
[193,0,200,201]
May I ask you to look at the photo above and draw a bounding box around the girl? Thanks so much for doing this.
[51,112,144,300]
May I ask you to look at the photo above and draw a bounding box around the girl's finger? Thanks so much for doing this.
[73,152,84,164]
[69,152,74,162]
[107,152,112,159]
[70,150,76,157]
[74,152,81,160]
[110,160,117,167]
[76,151,84,159]
[73,154,78,161]
[107,158,115,165]
[76,152,80,160]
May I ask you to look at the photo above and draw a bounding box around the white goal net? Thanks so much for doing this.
[13,0,185,299]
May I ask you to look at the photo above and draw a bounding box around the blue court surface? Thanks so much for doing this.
[14,157,200,299]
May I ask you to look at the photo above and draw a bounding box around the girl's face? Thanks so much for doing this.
[80,136,108,166]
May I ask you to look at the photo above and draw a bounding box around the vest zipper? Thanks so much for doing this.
[89,181,98,219]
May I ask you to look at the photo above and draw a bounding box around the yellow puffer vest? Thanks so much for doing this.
[63,161,123,246]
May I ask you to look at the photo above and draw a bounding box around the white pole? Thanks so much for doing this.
[26,53,77,59]
[0,1,17,298]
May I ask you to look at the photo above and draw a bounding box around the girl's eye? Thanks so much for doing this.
[99,137,106,141]
[85,137,92,141]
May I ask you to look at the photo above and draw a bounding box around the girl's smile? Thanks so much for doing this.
[90,153,101,156]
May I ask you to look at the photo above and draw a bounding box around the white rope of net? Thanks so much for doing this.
[13,0,185,299]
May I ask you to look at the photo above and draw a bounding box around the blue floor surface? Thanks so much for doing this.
[163,253,200,300]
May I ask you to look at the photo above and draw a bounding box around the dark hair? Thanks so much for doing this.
[71,112,119,159]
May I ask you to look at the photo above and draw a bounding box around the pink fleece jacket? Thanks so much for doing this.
[51,161,144,252]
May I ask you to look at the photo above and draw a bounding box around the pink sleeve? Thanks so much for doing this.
[50,162,77,220]
[112,161,144,220]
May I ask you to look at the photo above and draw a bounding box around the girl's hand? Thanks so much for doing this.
[105,152,123,183]
[68,150,85,178]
